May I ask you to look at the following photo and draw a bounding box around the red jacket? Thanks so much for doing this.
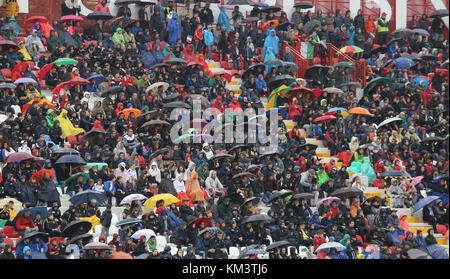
[313,236,327,252]
[15,215,35,231]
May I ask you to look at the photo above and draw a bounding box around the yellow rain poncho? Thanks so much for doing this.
[79,215,101,233]
[56,109,86,138]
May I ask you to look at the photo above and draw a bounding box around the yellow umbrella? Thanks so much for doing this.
[144,194,180,207]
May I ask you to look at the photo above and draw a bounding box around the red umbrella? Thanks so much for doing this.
[69,77,89,84]
[313,115,337,123]
[25,16,49,24]
[29,169,55,183]
[61,15,84,21]
[37,62,55,80]
[4,152,34,164]
[11,62,35,82]
[214,71,232,83]
[188,217,211,228]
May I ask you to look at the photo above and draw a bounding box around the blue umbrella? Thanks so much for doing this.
[116,218,143,227]
[87,74,106,84]
[30,251,48,259]
[413,196,440,213]
[426,244,449,259]
[14,77,37,85]
[69,190,107,206]
[243,249,268,255]
[393,57,415,69]
[12,206,49,227]
[411,77,429,88]
[250,2,269,8]
[326,107,348,114]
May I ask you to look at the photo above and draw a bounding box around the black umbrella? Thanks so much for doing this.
[391,28,413,36]
[115,0,142,5]
[282,61,299,72]
[266,240,290,251]
[135,253,150,259]
[141,120,171,128]
[265,59,284,67]
[241,17,259,23]
[116,218,143,227]
[430,9,449,18]
[369,46,387,56]
[162,101,192,110]
[420,54,438,61]
[294,2,313,9]
[62,220,92,238]
[261,6,282,13]
[421,137,446,143]
[100,86,122,97]
[292,193,315,200]
[110,16,131,33]
[0,83,16,89]
[197,227,224,238]
[82,129,106,143]
[240,197,262,209]
[228,144,249,153]
[407,248,431,259]
[53,147,80,155]
[411,28,430,37]
[305,64,329,79]
[149,148,170,160]
[55,154,86,165]
[267,74,296,91]
[165,58,187,64]
[69,233,93,245]
[139,110,159,120]
[242,63,265,81]
[232,172,256,180]
[16,231,49,246]
[268,190,294,203]
[69,190,107,206]
[338,82,361,89]
[162,93,181,102]
[226,0,252,5]
[330,187,364,199]
[149,63,169,70]
[86,11,113,20]
[0,24,21,31]
[303,19,321,34]
[242,214,273,224]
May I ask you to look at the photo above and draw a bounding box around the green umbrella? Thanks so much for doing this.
[333,61,353,69]
[173,133,194,144]
[364,77,392,94]
[55,58,78,66]
[65,172,90,187]
[87,162,108,171]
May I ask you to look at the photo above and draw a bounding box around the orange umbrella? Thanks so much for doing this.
[108,252,133,259]
[262,20,279,32]
[119,108,141,120]
[29,169,55,183]
[349,107,373,116]
[22,98,55,114]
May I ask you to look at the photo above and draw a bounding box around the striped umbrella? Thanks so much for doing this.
[266,85,291,109]
[340,45,364,54]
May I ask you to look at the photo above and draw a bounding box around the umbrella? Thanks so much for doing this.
[369,46,387,56]
[391,28,413,36]
[315,242,346,252]
[0,198,22,213]
[282,61,299,72]
[265,58,284,67]
[16,231,49,246]
[228,144,249,153]
[115,0,143,4]
[55,154,86,165]
[268,190,294,203]
[240,197,262,212]
[411,28,430,37]
[12,206,49,227]
[86,11,113,20]
[25,16,49,24]
[149,148,170,160]
[340,45,364,54]
[292,193,315,200]
[316,197,341,208]
[303,19,321,34]
[377,117,403,130]
[165,58,186,64]
[294,2,313,9]
[110,16,131,33]
[53,148,80,155]
[380,170,408,177]
[131,229,156,240]
[393,57,415,69]
[69,233,93,244]
[118,108,141,119]
[197,227,224,238]
[413,196,440,213]
[250,2,269,8]
[120,194,147,205]
[0,83,16,89]
[82,128,107,144]
[261,6,282,14]
[241,17,259,23]
[325,107,348,115]
[86,74,106,84]
[226,0,252,5]
[3,152,34,163]
[173,133,195,144]
[242,214,273,224]
[100,86,122,97]
[64,172,90,187]
[305,64,329,79]
[141,120,171,129]
[108,251,133,259]
[54,58,78,66]
[348,107,373,116]
[83,242,111,250]
[115,218,143,227]
[232,172,256,180]
[430,9,449,18]
[62,220,92,238]
[22,98,55,114]
[421,137,446,143]
[242,64,265,81]
[333,61,353,69]
[330,187,364,199]
[187,217,211,228]
[420,54,438,61]
[86,163,108,171]
[0,40,18,49]
[266,240,290,251]
[61,15,83,21]
[162,101,192,110]
[213,153,233,159]
[364,77,392,94]
[29,169,55,183]
[261,19,279,32]
[411,176,424,187]
[0,24,21,31]
[162,93,181,102]
[313,115,337,123]
[401,54,422,61]
[242,249,268,256]
[193,134,214,143]
[267,74,296,91]
[30,251,47,259]
[189,94,210,108]
[13,77,37,85]
[144,193,180,207]
[69,190,107,207]
[387,38,406,48]
[407,248,430,259]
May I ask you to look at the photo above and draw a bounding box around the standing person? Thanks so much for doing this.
[167,12,182,45]
[218,6,230,34]
[376,12,389,45]
[94,0,110,13]
[353,9,365,33]
[185,166,205,204]
[100,204,112,238]
[203,24,214,61]
[365,15,376,39]
[231,5,243,33]
[61,0,80,16]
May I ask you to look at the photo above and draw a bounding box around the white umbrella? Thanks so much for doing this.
[377,117,403,130]
[146,82,169,93]
[315,242,346,252]
[119,194,147,205]
[131,229,156,240]
[0,198,22,212]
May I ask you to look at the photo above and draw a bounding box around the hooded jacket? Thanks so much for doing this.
[167,12,182,45]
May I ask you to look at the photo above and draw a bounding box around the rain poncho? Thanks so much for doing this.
[263,30,280,57]
[46,109,58,128]
[167,12,182,45]
[8,16,22,36]
[56,109,86,138]
[142,46,156,68]
[112,28,126,49]
[317,169,329,188]
[264,47,276,73]
[218,6,230,33]
[152,45,165,64]
[162,44,174,58]
[360,157,376,183]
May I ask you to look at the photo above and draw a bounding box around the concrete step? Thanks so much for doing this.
[316,147,331,158]
[305,138,324,148]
